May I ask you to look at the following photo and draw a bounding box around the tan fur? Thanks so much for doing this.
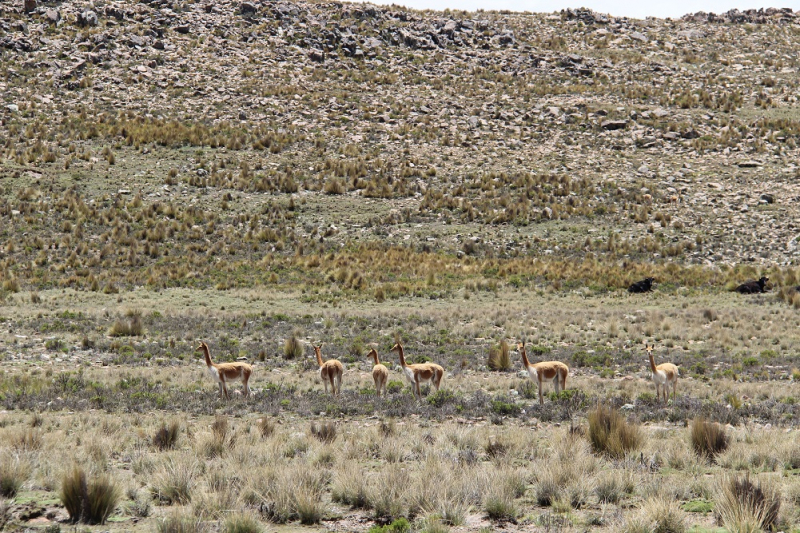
[196,342,252,400]
[518,342,569,405]
[646,344,679,404]
[313,344,343,396]
[390,343,444,400]
[367,348,389,397]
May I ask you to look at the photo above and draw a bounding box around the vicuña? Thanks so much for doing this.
[197,341,252,400]
[314,343,343,396]
[518,342,568,405]
[645,344,679,404]
[367,347,389,397]
[390,342,444,400]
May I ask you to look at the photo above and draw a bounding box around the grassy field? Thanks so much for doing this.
[1,287,800,531]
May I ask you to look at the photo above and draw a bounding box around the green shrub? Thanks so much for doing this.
[491,399,521,416]
[386,380,404,394]
[61,466,120,524]
[588,405,643,459]
[427,389,457,407]
[487,340,511,371]
[690,418,728,460]
[368,518,411,533]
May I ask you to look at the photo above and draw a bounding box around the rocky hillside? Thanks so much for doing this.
[1,0,800,294]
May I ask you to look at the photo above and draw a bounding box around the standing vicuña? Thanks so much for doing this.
[197,341,252,400]
[518,342,568,405]
[645,344,678,404]
[390,342,444,400]
[314,343,343,396]
[367,348,389,397]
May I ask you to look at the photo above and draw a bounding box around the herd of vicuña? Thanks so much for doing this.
[197,339,680,406]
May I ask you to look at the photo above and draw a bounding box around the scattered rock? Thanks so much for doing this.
[77,10,98,27]
[44,9,60,24]
[601,120,627,130]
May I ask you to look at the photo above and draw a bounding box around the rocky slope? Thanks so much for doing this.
[1,0,800,293]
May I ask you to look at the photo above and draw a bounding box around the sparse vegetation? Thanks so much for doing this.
[2,0,800,531]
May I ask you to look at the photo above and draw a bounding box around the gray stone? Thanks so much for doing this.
[44,9,60,24]
[78,10,98,27]
[601,120,627,130]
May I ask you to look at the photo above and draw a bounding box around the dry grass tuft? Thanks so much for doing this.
[224,512,263,533]
[0,454,30,497]
[715,474,780,533]
[157,511,207,533]
[588,405,643,459]
[310,422,337,444]
[487,340,511,371]
[153,421,180,451]
[637,497,686,533]
[258,418,275,439]
[151,457,198,505]
[108,310,144,337]
[379,419,396,437]
[61,466,120,524]
[11,429,42,452]
[283,334,303,359]
[690,418,728,460]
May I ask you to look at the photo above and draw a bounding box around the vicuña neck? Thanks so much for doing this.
[314,348,325,367]
[396,346,407,367]
[370,350,380,365]
[202,345,214,367]
[648,352,657,373]
[520,346,531,368]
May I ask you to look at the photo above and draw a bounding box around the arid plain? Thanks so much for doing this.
[2,0,800,531]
